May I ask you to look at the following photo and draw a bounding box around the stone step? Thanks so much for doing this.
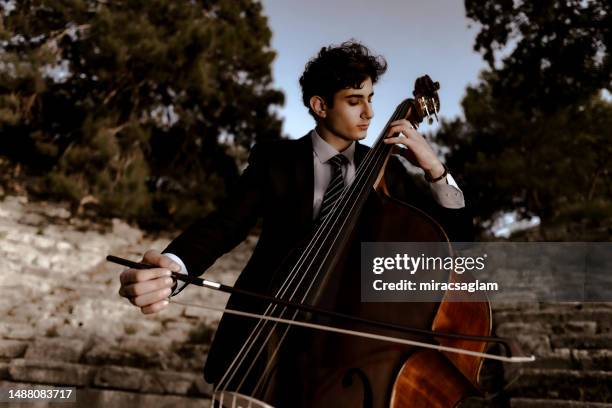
[461,396,612,408]
[551,334,612,350]
[527,349,612,371]
[510,398,612,407]
[496,321,599,337]
[506,368,612,401]
[495,309,612,332]
[0,380,211,407]
[5,360,211,396]
[539,303,612,311]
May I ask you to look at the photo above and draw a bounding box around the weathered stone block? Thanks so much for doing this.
[121,319,163,337]
[24,337,85,362]
[183,306,202,319]
[55,324,93,340]
[572,349,612,371]
[172,345,209,372]
[119,336,174,354]
[0,362,9,379]
[93,365,144,391]
[159,303,184,319]
[551,334,612,350]
[140,370,196,394]
[497,322,551,337]
[164,328,191,344]
[164,321,195,331]
[111,218,143,245]
[528,349,573,370]
[19,212,45,227]
[495,309,612,331]
[0,322,35,340]
[0,339,28,358]
[34,316,64,337]
[556,321,598,335]
[507,368,612,401]
[21,265,52,278]
[56,241,73,251]
[9,358,92,386]
[74,387,211,408]
[83,343,132,366]
[86,341,170,370]
[510,397,612,407]
[515,334,552,355]
[6,303,49,323]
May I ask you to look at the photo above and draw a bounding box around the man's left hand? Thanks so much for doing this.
[383,119,445,180]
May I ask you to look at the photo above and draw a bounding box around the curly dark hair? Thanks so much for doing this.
[299,40,387,119]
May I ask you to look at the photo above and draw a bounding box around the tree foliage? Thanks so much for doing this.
[466,0,610,112]
[0,0,284,228]
[437,0,611,239]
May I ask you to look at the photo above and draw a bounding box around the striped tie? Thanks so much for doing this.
[317,154,349,223]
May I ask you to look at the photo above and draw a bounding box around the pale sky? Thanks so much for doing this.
[260,0,488,145]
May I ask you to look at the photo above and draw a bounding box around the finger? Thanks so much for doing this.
[384,135,414,145]
[120,267,172,285]
[132,286,173,308]
[143,250,182,272]
[389,119,417,129]
[386,125,416,138]
[389,119,411,127]
[120,275,175,298]
[141,299,170,315]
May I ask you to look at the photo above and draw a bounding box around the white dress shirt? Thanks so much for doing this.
[310,129,465,218]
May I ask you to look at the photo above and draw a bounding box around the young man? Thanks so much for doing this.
[118,41,471,386]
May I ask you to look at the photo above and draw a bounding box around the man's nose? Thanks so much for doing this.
[362,103,374,120]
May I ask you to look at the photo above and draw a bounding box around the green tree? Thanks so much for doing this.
[0,0,284,228]
[465,0,610,112]
[435,0,611,239]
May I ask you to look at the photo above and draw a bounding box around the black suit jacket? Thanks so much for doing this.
[163,134,473,384]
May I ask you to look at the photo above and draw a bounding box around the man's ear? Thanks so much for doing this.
[309,96,327,119]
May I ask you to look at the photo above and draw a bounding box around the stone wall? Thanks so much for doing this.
[1,195,610,407]
[0,195,255,407]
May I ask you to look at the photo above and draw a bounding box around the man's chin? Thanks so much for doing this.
[336,131,367,142]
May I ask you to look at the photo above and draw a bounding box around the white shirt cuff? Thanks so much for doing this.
[429,172,465,209]
[163,252,188,296]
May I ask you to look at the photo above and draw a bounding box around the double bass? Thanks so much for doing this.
[204,75,532,407]
[108,76,533,407]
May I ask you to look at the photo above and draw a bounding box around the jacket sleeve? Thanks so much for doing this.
[384,155,475,242]
[162,144,267,283]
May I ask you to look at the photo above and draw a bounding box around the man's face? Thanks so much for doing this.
[320,77,374,142]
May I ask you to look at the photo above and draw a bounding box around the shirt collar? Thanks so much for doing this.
[310,128,355,165]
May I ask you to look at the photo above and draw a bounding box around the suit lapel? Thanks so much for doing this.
[293,136,369,228]
[354,141,370,169]
[295,134,314,226]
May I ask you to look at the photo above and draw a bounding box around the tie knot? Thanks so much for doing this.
[328,154,348,168]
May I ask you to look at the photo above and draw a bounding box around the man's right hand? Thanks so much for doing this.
[118,250,181,314]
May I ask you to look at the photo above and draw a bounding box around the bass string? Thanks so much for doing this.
[218,101,409,395]
[217,138,393,397]
[216,101,411,396]
[240,129,406,391]
[247,106,410,395]
[213,123,396,396]
[227,102,408,394]
[223,106,403,392]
